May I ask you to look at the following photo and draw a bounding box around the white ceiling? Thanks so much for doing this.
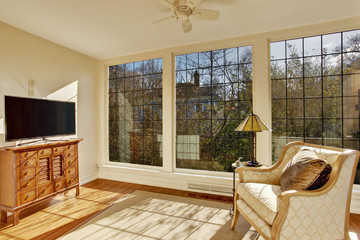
[0,0,359,60]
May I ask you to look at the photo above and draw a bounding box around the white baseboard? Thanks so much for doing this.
[98,164,233,197]
[98,164,360,214]
[80,173,98,185]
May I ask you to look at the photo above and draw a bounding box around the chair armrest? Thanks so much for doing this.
[236,165,281,185]
[236,142,305,185]
[278,189,315,200]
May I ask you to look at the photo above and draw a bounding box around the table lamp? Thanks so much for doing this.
[235,112,271,167]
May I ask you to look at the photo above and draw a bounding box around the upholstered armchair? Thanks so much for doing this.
[231,141,360,240]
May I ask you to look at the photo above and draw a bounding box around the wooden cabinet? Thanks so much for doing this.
[0,139,82,225]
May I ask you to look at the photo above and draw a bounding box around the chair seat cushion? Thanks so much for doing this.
[237,182,282,225]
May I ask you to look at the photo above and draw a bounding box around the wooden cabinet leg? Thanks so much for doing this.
[13,210,19,226]
[1,210,7,223]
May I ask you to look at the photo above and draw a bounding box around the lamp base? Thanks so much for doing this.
[246,161,262,167]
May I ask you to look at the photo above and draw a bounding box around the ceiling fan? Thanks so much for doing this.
[154,0,220,33]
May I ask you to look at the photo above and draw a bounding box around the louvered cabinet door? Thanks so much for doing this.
[52,151,66,192]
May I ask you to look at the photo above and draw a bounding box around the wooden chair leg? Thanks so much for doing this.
[231,192,239,229]
[231,207,239,229]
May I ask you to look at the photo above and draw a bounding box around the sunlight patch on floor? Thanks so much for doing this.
[350,231,359,240]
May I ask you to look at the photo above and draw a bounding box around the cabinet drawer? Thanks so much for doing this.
[38,184,53,198]
[54,179,66,192]
[65,166,77,176]
[19,167,36,180]
[20,189,36,205]
[19,150,37,159]
[64,144,75,151]
[66,176,78,187]
[38,148,51,156]
[20,178,36,191]
[53,146,64,154]
[64,150,75,159]
[64,158,77,167]
[20,158,36,168]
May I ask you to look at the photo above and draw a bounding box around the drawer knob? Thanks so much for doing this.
[68,170,71,174]
[24,152,28,157]
[24,195,29,201]
[24,170,29,176]
[40,150,44,154]
[56,184,60,188]
[68,160,71,165]
[67,153,71,157]
[24,161,29,166]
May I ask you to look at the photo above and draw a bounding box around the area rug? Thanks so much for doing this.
[59,190,263,240]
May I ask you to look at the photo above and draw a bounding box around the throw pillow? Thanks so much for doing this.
[280,149,332,191]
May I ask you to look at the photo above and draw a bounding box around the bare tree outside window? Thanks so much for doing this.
[108,59,163,166]
[175,46,253,172]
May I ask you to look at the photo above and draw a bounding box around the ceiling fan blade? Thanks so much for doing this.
[158,0,176,10]
[153,15,175,24]
[182,19,192,33]
[187,0,203,9]
[193,9,220,20]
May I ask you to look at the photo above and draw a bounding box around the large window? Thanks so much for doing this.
[175,46,252,172]
[108,59,163,166]
[271,30,360,183]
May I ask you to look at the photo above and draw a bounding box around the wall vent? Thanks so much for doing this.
[188,183,232,194]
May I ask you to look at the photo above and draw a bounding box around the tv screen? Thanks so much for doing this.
[4,96,76,141]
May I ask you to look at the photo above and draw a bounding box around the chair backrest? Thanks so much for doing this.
[273,141,359,184]
[299,145,342,165]
[278,141,352,168]
[276,142,359,240]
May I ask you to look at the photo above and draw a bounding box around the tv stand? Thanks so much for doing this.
[0,139,82,225]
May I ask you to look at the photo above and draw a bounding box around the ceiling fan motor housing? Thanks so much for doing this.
[174,1,193,20]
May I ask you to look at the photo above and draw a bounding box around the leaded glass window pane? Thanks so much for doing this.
[108,59,163,166]
[175,46,252,172]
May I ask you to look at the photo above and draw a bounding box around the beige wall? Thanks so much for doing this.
[0,21,98,182]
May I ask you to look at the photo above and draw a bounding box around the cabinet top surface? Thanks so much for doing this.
[0,138,83,152]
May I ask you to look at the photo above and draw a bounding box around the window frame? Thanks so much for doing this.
[174,46,254,173]
[105,55,166,171]
[270,29,360,171]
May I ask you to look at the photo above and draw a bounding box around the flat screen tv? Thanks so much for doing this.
[4,95,76,142]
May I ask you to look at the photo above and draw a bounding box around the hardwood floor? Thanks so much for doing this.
[0,178,359,240]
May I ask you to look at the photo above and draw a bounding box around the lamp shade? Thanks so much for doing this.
[235,113,271,132]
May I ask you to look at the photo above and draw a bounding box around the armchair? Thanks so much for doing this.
[231,141,360,240]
